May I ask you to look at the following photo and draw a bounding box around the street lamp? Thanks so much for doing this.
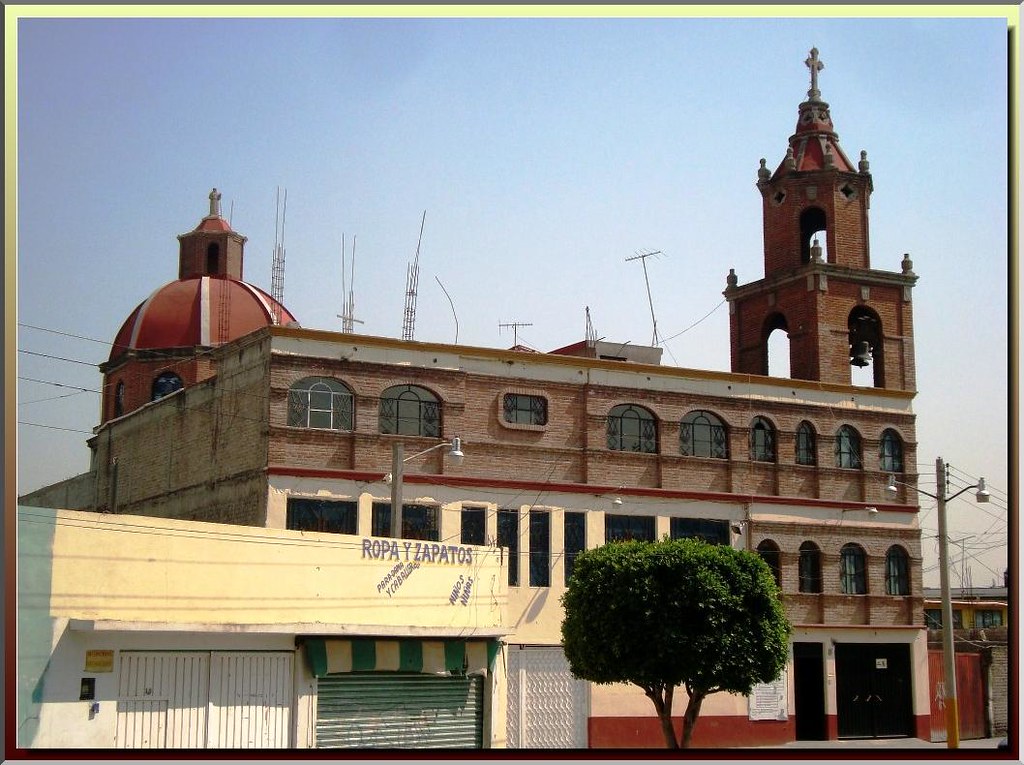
[887,457,989,749]
[387,437,464,538]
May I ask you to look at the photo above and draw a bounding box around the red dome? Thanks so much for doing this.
[109,276,297,362]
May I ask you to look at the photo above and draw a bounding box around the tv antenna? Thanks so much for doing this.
[499,321,533,347]
[625,249,664,345]
[270,187,288,326]
[402,210,426,341]
[337,233,364,333]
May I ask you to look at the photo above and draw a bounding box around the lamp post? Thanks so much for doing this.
[888,457,989,749]
[388,437,464,538]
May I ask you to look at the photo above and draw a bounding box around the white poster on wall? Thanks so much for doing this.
[748,667,788,721]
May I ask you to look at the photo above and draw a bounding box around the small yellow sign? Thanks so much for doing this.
[84,650,114,673]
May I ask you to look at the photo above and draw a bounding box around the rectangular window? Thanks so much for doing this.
[529,510,550,587]
[604,514,655,543]
[497,509,519,587]
[953,610,963,629]
[564,511,586,584]
[924,609,942,628]
[287,498,357,535]
[371,502,438,540]
[975,609,1003,628]
[461,507,486,546]
[669,517,729,545]
[503,393,548,426]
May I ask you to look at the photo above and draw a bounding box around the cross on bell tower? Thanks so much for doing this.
[723,49,918,391]
[805,47,824,100]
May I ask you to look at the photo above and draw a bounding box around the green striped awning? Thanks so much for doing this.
[305,638,498,679]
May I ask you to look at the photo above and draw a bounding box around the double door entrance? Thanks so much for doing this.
[834,643,913,738]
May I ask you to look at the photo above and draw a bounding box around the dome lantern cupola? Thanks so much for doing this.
[177,188,248,280]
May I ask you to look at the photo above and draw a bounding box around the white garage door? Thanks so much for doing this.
[507,646,588,748]
[116,651,293,748]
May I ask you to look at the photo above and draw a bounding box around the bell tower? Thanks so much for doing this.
[725,48,918,390]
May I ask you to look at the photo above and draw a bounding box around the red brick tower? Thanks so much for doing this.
[725,48,917,390]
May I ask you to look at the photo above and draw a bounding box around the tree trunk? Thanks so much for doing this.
[679,689,706,748]
[645,684,679,748]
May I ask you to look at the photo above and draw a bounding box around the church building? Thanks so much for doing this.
[20,48,931,749]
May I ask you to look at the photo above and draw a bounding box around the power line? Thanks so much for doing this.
[18,348,100,367]
[18,421,94,434]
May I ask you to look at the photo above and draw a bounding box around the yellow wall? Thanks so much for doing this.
[20,507,507,634]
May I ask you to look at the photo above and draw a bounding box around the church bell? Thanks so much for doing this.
[850,341,872,367]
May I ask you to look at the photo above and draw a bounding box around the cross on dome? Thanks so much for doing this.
[805,47,824,100]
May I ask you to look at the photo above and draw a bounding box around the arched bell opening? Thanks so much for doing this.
[848,306,884,388]
[800,207,829,264]
[764,313,791,378]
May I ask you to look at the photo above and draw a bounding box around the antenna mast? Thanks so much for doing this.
[625,249,663,345]
[270,187,288,325]
[585,306,598,351]
[338,233,363,333]
[402,210,426,341]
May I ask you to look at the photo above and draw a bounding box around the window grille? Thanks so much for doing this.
[607,405,657,453]
[681,410,728,458]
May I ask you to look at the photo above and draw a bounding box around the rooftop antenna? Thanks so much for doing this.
[499,321,533,348]
[338,233,364,333]
[402,210,426,341]
[585,306,598,351]
[625,249,664,346]
[270,187,288,326]
[435,275,459,344]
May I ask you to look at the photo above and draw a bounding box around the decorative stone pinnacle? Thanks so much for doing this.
[208,188,222,217]
[805,47,824,100]
[758,158,770,181]
[859,150,870,174]
[901,253,914,274]
[726,268,738,288]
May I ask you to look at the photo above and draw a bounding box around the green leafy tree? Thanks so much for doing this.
[561,537,791,748]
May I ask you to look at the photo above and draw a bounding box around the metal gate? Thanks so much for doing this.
[835,643,913,738]
[316,673,483,748]
[928,650,986,741]
[507,646,588,748]
[116,651,293,748]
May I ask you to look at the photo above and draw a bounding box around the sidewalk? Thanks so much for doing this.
[753,736,1008,749]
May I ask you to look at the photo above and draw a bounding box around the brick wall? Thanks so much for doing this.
[988,642,1008,736]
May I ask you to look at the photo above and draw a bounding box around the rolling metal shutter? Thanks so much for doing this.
[316,672,483,749]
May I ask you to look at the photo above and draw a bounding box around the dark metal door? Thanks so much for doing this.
[835,643,913,738]
[793,642,827,740]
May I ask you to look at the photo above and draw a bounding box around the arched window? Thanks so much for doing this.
[880,429,904,473]
[206,242,220,274]
[885,545,910,596]
[750,416,776,462]
[287,377,354,431]
[796,421,817,466]
[379,385,440,437]
[835,425,862,469]
[680,410,728,459]
[798,541,822,593]
[800,207,827,264]
[114,380,125,417]
[607,404,657,453]
[840,543,867,594]
[756,539,782,588]
[152,371,183,401]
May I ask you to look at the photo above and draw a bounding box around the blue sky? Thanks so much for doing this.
[11,10,1013,588]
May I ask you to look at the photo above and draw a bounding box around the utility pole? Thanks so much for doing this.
[935,457,959,749]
